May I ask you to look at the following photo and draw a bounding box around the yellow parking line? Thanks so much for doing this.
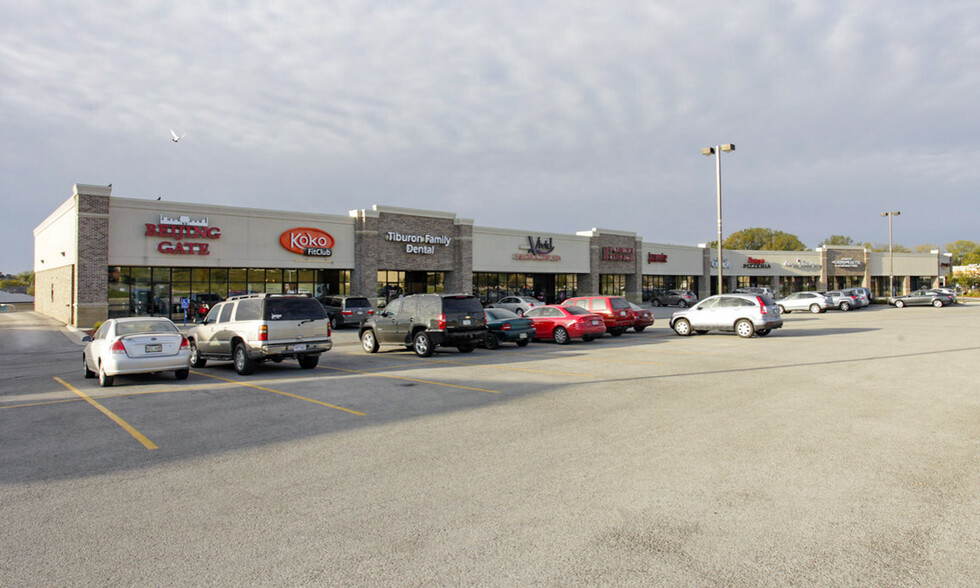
[318,366,501,394]
[419,358,596,377]
[53,377,158,450]
[190,371,366,416]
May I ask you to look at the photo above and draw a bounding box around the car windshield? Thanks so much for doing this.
[444,296,484,313]
[265,297,327,321]
[344,298,372,308]
[565,306,592,315]
[116,320,178,335]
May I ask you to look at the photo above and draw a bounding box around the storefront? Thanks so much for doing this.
[641,244,704,300]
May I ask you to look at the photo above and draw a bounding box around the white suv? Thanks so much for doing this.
[670,294,783,338]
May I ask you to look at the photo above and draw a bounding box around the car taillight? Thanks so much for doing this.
[367,309,374,315]
[110,340,127,354]
[259,325,268,341]
[180,337,189,349]
[501,322,512,330]
[437,313,447,329]
[756,296,768,314]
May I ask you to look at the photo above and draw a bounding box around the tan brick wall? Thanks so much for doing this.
[34,266,74,325]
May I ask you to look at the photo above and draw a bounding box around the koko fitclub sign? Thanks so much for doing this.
[279,227,335,257]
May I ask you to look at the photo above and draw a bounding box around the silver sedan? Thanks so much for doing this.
[490,296,546,316]
[83,317,191,387]
[776,291,831,314]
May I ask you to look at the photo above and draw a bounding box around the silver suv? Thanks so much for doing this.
[188,294,332,375]
[670,293,783,338]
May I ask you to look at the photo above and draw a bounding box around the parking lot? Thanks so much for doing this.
[2,304,979,585]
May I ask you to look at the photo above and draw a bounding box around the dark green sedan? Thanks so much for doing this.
[483,308,536,349]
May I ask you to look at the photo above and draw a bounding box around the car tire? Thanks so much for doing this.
[485,332,500,349]
[678,300,687,308]
[609,328,623,337]
[361,329,379,353]
[895,300,905,308]
[189,340,207,368]
[298,355,319,369]
[634,326,646,333]
[233,342,256,375]
[756,329,772,337]
[695,330,709,335]
[516,339,530,347]
[457,344,476,353]
[552,327,570,345]
[672,318,692,336]
[809,304,821,314]
[778,305,788,314]
[413,331,434,357]
[582,334,596,342]
[98,365,114,387]
[735,319,755,338]
[840,302,851,311]
[516,308,525,316]
[652,299,661,307]
[175,368,189,380]
[83,355,96,379]
[330,315,341,330]
[933,299,944,308]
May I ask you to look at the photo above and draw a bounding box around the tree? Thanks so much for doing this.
[861,242,910,253]
[944,240,980,265]
[914,243,937,253]
[722,228,807,251]
[819,235,855,247]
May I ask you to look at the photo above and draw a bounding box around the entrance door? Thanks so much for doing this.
[405,271,428,295]
[532,274,555,303]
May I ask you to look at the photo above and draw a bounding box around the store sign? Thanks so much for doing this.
[386,231,451,255]
[280,227,334,257]
[602,246,634,262]
[784,259,821,269]
[832,257,863,269]
[743,256,771,269]
[145,214,220,256]
[710,257,732,269]
[647,253,668,263]
[514,236,561,261]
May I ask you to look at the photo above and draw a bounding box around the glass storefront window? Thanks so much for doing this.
[132,267,151,283]
[191,268,209,284]
[172,268,190,282]
[600,274,626,296]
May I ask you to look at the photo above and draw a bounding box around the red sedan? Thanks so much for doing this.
[629,302,654,332]
[523,305,606,344]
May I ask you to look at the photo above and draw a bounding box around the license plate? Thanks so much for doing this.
[293,343,307,351]
[592,320,601,325]
[462,319,471,326]
[145,344,162,353]
[519,332,527,339]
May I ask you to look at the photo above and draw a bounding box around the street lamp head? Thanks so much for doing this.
[721,143,735,152]
[881,211,901,217]
[701,147,715,156]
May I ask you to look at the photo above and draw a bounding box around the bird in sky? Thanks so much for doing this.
[170,129,187,143]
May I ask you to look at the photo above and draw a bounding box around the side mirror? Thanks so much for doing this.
[82,335,92,342]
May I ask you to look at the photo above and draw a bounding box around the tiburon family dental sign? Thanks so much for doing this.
[386,231,451,255]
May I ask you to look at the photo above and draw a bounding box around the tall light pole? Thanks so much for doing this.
[881,211,900,296]
[702,144,735,294]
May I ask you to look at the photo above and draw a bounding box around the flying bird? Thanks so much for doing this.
[170,129,187,143]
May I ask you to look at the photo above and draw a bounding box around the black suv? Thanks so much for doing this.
[319,295,375,329]
[359,293,487,357]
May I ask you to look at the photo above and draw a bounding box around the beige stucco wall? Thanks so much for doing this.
[641,243,705,275]
[472,226,591,273]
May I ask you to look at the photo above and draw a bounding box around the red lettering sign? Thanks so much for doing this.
[280,227,335,256]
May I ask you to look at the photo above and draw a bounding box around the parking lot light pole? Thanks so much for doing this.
[703,144,735,295]
[881,211,900,296]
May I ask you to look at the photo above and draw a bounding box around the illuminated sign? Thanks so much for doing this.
[145,214,220,256]
[386,231,451,255]
[647,253,668,263]
[280,227,334,257]
[515,236,561,261]
[602,246,634,262]
[743,256,771,269]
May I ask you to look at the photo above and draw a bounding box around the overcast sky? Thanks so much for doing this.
[2,1,978,273]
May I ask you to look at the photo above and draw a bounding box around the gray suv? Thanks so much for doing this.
[188,293,332,375]
[670,293,783,338]
[320,295,375,329]
[359,293,488,357]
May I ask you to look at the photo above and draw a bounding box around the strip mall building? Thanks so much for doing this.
[34,184,952,327]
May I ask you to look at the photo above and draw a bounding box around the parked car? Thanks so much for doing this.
[488,295,546,316]
[319,295,375,328]
[927,287,958,303]
[669,293,783,338]
[650,289,698,307]
[483,307,536,349]
[561,296,634,336]
[776,291,831,314]
[888,289,955,308]
[733,286,775,297]
[523,305,606,344]
[83,317,191,387]
[847,288,870,308]
[187,293,332,375]
[822,290,861,311]
[360,293,487,357]
[851,287,874,303]
[628,302,654,332]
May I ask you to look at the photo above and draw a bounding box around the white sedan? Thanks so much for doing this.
[83,317,191,387]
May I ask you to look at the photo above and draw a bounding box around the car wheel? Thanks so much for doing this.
[778,305,788,314]
[83,355,96,379]
[678,300,687,308]
[552,327,570,345]
[457,344,475,353]
[485,332,500,349]
[361,329,379,353]
[735,319,755,338]
[330,315,341,330]
[189,340,207,368]
[933,299,944,308]
[672,318,692,336]
[175,368,189,380]
[413,331,434,357]
[609,328,623,337]
[582,334,596,342]
[98,364,114,387]
[695,330,709,335]
[840,302,851,311]
[895,300,905,308]
[233,342,256,375]
[516,339,530,347]
[634,326,646,333]
[298,355,319,369]
[516,308,525,316]
[809,304,821,314]
[652,299,661,307]
[756,329,771,337]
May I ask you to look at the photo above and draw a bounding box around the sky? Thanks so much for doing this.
[2,1,978,273]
